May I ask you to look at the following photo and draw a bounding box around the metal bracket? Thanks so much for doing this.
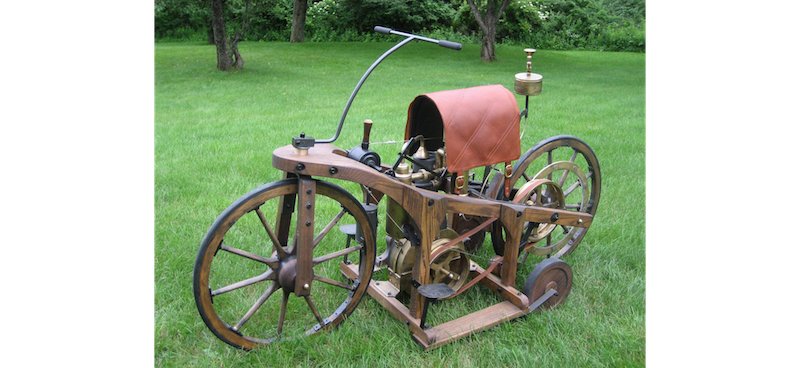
[527,288,559,313]
[401,223,420,247]
[292,132,315,150]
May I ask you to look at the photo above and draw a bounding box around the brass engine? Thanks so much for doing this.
[383,141,471,298]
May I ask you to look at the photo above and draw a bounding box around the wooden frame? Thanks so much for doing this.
[272,143,593,349]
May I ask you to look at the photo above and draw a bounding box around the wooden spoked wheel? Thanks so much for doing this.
[492,135,601,258]
[193,178,376,349]
[523,258,573,309]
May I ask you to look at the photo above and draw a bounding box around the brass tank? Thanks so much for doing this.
[514,48,542,96]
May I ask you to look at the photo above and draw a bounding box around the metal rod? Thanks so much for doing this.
[519,95,530,140]
[318,27,460,144]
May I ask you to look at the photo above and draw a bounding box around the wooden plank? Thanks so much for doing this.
[471,262,529,309]
[340,263,432,344]
[272,144,592,235]
[421,301,529,350]
[341,260,537,350]
[499,205,521,286]
[404,185,445,318]
[295,177,315,297]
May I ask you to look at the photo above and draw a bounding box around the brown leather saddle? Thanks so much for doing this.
[405,84,521,173]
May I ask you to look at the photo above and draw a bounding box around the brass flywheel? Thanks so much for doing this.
[387,229,470,298]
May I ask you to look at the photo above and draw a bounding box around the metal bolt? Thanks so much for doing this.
[303,283,310,290]
[306,188,312,194]
[296,163,305,171]
[306,221,312,227]
[329,167,338,175]
[306,203,312,209]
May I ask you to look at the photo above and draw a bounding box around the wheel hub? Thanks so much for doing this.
[513,178,565,247]
[277,257,298,292]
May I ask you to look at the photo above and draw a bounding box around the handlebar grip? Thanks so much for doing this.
[374,26,392,34]
[438,40,462,51]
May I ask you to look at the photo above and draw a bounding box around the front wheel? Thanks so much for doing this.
[193,178,376,349]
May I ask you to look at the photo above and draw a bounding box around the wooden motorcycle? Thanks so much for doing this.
[193,27,601,350]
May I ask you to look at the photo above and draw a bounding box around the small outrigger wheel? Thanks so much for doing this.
[523,258,573,309]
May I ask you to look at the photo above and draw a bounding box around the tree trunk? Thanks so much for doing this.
[210,0,233,71]
[207,19,215,45]
[466,0,511,62]
[233,48,245,69]
[481,32,496,61]
[481,10,497,61]
[290,0,308,43]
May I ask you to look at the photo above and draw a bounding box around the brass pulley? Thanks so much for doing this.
[387,229,470,298]
[514,48,542,96]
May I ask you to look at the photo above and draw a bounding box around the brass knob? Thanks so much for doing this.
[524,48,536,75]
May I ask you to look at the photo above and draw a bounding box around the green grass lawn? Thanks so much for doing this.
[155,41,645,367]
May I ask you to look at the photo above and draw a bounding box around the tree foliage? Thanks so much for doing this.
[155,0,646,53]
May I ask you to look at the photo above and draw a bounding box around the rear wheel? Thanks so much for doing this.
[492,135,601,258]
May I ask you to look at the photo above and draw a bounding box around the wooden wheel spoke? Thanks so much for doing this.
[220,244,279,269]
[313,210,346,249]
[256,207,290,259]
[313,274,355,291]
[558,150,578,188]
[276,290,290,335]
[565,203,582,209]
[211,269,276,297]
[569,150,579,163]
[233,281,281,331]
[563,180,581,197]
[304,295,325,325]
[522,172,531,182]
[312,244,362,265]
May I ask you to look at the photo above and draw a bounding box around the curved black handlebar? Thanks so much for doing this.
[373,26,462,50]
[315,26,461,144]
